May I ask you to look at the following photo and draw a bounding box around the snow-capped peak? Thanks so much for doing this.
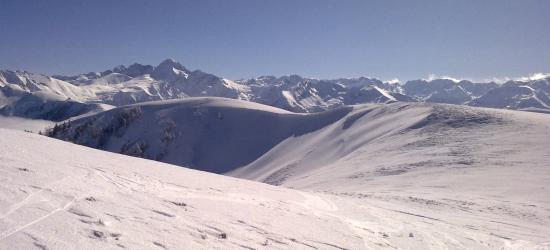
[150,59,189,80]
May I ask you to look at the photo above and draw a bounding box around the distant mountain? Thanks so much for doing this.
[241,75,409,112]
[469,80,550,110]
[400,77,550,111]
[1,59,549,121]
[0,70,112,121]
[401,79,498,104]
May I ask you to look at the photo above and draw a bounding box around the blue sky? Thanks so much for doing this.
[1,0,549,81]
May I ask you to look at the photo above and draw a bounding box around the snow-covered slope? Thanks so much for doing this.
[0,128,369,249]
[48,97,352,173]
[49,98,550,187]
[232,103,549,208]
[0,116,54,133]
[230,102,550,191]
[4,99,550,249]
[227,101,550,249]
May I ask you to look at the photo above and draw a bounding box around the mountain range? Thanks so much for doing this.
[1,59,549,121]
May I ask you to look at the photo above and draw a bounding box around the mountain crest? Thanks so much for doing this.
[151,59,189,80]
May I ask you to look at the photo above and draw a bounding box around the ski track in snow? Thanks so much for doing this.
[0,197,76,241]
[0,175,70,221]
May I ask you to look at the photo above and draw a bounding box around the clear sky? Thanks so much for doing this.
[1,0,549,82]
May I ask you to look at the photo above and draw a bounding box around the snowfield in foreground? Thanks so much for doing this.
[1,129,368,250]
[1,98,550,249]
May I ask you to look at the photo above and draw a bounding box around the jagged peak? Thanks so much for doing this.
[150,59,189,80]
[156,58,186,70]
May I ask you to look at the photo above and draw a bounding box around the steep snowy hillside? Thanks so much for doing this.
[48,97,352,173]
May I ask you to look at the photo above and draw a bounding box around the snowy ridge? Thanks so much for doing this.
[48,97,351,173]
[48,97,550,184]
[372,86,397,101]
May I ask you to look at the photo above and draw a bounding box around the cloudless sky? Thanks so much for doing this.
[1,0,549,81]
